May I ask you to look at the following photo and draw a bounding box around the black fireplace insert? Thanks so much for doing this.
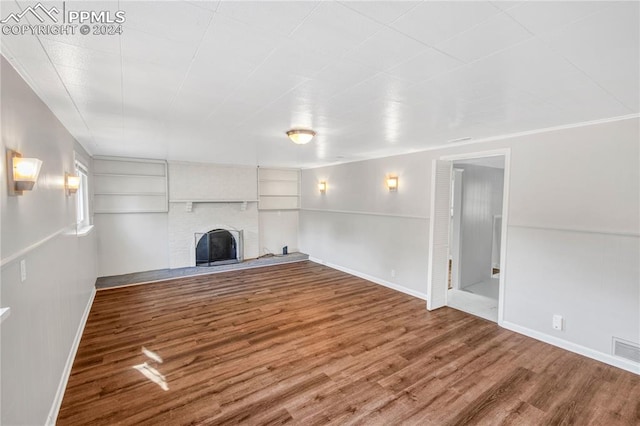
[195,229,243,266]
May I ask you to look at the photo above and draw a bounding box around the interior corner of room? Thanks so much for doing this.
[1,1,639,424]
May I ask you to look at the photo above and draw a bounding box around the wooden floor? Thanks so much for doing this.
[58,261,639,425]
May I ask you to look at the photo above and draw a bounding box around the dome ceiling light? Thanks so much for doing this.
[286,129,316,145]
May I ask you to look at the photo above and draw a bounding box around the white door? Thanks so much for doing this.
[427,160,452,310]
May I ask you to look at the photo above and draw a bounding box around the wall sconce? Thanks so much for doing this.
[318,181,327,193]
[386,176,398,192]
[6,149,43,196]
[65,173,80,195]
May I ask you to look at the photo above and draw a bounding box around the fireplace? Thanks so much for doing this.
[195,229,244,266]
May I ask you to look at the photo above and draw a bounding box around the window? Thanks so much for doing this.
[75,160,90,229]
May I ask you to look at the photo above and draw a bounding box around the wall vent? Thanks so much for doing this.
[613,337,640,363]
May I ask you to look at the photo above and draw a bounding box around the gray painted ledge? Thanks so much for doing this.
[95,252,309,290]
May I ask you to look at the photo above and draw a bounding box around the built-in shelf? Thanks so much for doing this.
[90,210,167,214]
[95,192,166,196]
[258,168,300,210]
[94,157,168,214]
[93,173,166,178]
[169,200,258,203]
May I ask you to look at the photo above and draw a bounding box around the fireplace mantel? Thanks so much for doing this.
[169,199,258,212]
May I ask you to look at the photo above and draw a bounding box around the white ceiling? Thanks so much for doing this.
[1,1,638,168]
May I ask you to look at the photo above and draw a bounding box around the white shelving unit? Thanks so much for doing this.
[93,157,168,213]
[258,168,300,210]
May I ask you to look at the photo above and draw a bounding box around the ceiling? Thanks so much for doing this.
[1,1,638,168]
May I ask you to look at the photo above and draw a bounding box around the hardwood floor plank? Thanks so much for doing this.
[57,261,640,425]
[445,367,534,425]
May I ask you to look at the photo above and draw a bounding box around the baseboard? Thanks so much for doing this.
[309,257,638,375]
[501,320,640,376]
[46,288,96,425]
[308,257,427,301]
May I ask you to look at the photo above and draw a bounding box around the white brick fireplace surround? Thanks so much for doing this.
[168,202,258,269]
[168,162,259,269]
[95,160,299,277]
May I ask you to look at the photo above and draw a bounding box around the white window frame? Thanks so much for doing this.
[75,160,90,229]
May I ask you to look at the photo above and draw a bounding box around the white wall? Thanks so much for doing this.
[301,153,430,217]
[95,213,169,276]
[259,210,299,256]
[500,118,639,370]
[300,117,640,372]
[505,227,638,355]
[299,210,429,298]
[0,57,97,425]
[300,151,430,297]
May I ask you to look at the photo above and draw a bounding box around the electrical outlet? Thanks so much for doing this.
[391,269,396,278]
[20,259,27,282]
[552,314,563,331]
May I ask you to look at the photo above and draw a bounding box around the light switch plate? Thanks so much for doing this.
[552,314,563,331]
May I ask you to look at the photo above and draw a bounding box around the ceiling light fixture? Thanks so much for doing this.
[286,129,316,145]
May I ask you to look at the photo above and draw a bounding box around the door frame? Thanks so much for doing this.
[428,148,511,324]
[450,168,464,290]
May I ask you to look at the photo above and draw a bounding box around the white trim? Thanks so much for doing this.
[301,114,639,170]
[501,320,640,376]
[300,208,428,220]
[426,159,449,310]
[498,150,511,324]
[439,149,510,162]
[257,165,302,172]
[46,288,96,426]
[441,113,640,150]
[74,158,88,174]
[94,155,167,165]
[169,160,258,169]
[433,148,511,324]
[76,225,95,237]
[308,257,428,301]
[509,223,639,238]
[0,224,76,268]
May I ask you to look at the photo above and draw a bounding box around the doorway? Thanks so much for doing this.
[427,150,510,323]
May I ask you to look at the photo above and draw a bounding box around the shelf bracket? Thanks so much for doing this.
[240,201,248,211]
[185,201,193,213]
